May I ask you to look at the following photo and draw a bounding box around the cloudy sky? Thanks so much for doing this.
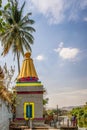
[1,0,87,108]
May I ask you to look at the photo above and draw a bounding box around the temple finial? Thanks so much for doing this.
[24,52,31,58]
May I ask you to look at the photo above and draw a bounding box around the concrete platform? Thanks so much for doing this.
[60,126,78,130]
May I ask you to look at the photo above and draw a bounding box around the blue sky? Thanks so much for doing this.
[0,0,87,108]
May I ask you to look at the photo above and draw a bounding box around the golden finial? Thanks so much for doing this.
[24,52,31,58]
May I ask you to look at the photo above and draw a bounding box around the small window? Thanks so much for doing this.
[24,102,34,120]
[26,105,32,118]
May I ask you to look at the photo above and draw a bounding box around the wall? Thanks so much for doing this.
[16,93,43,119]
[0,98,12,130]
[16,86,43,119]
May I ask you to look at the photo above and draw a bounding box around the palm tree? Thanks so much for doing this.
[0,0,35,73]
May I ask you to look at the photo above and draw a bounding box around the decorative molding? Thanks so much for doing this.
[17,91,43,94]
[16,118,44,120]
[16,82,43,87]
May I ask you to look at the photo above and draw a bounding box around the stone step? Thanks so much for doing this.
[60,126,78,130]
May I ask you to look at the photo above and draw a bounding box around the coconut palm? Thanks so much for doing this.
[0,0,35,73]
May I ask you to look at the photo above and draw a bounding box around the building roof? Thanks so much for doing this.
[17,52,38,80]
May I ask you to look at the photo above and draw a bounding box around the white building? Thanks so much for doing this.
[0,98,12,130]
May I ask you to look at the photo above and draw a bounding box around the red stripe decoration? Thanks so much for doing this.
[17,91,43,94]
[16,118,44,121]
[18,77,38,82]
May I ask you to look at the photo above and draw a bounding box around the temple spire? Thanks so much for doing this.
[17,52,38,80]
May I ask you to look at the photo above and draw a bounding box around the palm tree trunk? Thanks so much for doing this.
[17,50,20,74]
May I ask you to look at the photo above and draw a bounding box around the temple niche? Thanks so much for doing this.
[15,52,44,125]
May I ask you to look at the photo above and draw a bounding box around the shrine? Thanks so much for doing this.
[15,52,44,125]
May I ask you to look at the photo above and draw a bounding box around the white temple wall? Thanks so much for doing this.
[0,99,12,130]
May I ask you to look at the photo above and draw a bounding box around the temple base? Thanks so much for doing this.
[15,118,45,127]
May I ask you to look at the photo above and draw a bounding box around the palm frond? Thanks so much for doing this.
[19,1,25,18]
[22,26,36,32]
[21,30,34,41]
[20,12,32,23]
[25,35,34,44]
[22,37,32,52]
[15,35,24,56]
[0,0,35,72]
[20,18,35,26]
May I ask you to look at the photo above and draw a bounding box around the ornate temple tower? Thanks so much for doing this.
[16,52,44,125]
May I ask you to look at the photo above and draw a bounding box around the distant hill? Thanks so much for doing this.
[61,105,83,111]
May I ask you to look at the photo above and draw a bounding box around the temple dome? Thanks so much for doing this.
[17,52,38,80]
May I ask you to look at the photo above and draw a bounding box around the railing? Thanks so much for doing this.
[48,116,78,129]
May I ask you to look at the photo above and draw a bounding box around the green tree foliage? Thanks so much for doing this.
[43,98,49,106]
[0,0,35,73]
[43,87,49,106]
[70,103,87,127]
[0,0,10,32]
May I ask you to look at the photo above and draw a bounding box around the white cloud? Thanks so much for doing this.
[30,0,65,24]
[54,42,79,60]
[54,42,64,52]
[84,17,87,21]
[29,0,87,24]
[36,55,44,61]
[59,48,79,59]
[59,42,64,48]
